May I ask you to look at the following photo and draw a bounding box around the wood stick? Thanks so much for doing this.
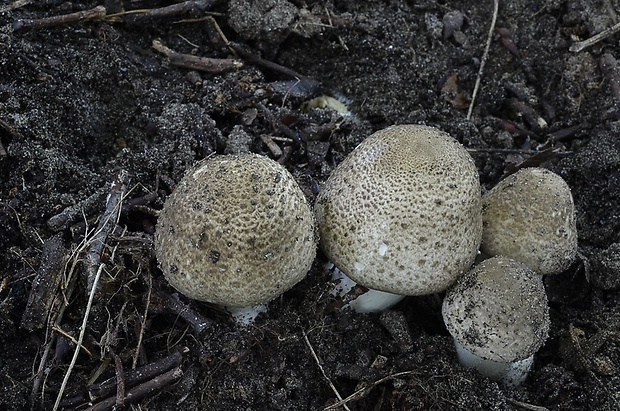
[88,349,185,401]
[84,367,183,411]
[467,0,499,120]
[20,233,66,330]
[13,5,106,31]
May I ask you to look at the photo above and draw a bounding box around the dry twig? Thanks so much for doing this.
[84,170,131,292]
[133,268,152,369]
[30,212,101,408]
[120,0,218,24]
[84,367,184,411]
[86,349,185,403]
[0,0,32,13]
[302,330,351,411]
[150,291,213,334]
[229,41,317,82]
[467,0,499,121]
[51,325,93,358]
[111,352,125,408]
[13,5,106,31]
[323,370,420,410]
[52,170,131,410]
[152,39,243,73]
[570,21,620,52]
[52,263,105,411]
[47,188,106,231]
[20,234,66,330]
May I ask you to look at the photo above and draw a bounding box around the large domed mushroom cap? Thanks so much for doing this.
[315,124,482,296]
[442,256,550,364]
[155,154,316,308]
[481,167,577,275]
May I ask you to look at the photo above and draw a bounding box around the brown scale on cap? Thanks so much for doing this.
[155,154,316,308]
[481,167,577,275]
[442,255,550,363]
[315,124,482,296]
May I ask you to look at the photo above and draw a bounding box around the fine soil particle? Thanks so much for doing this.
[1,1,620,410]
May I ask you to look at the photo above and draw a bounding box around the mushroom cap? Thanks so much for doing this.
[155,154,316,308]
[481,167,577,275]
[442,256,550,363]
[314,124,482,296]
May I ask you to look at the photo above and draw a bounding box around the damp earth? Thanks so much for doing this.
[1,1,620,410]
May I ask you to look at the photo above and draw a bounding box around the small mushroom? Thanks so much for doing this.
[442,256,550,386]
[155,154,316,325]
[315,124,482,312]
[481,167,577,275]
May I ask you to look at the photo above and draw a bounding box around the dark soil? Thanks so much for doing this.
[2,1,620,410]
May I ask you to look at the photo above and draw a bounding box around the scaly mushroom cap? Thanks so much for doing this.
[442,256,550,363]
[315,124,482,296]
[481,167,577,275]
[155,154,316,307]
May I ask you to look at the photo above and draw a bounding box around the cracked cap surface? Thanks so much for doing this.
[155,154,316,307]
[314,124,482,296]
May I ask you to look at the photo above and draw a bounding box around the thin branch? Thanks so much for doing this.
[323,370,420,410]
[302,330,351,411]
[51,326,93,358]
[151,292,212,335]
[52,263,106,411]
[121,0,218,24]
[570,21,620,52]
[84,367,184,411]
[13,5,106,31]
[47,188,106,231]
[467,0,499,121]
[21,234,67,330]
[228,41,317,82]
[52,170,130,410]
[0,0,32,13]
[30,223,93,408]
[152,40,243,73]
[111,351,125,408]
[87,349,185,403]
[84,170,131,292]
[133,268,152,369]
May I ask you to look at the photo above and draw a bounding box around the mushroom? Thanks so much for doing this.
[442,256,550,386]
[481,167,577,275]
[315,124,482,312]
[155,154,316,325]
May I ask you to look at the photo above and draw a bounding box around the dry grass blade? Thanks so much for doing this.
[467,0,499,121]
[51,170,131,411]
[302,330,351,411]
[322,370,420,410]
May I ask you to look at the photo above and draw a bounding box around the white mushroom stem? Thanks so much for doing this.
[453,339,534,387]
[330,265,404,313]
[226,303,268,326]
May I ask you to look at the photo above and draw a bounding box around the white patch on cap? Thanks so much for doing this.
[378,242,388,256]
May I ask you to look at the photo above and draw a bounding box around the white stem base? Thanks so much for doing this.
[329,264,404,313]
[454,339,534,387]
[226,303,268,326]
